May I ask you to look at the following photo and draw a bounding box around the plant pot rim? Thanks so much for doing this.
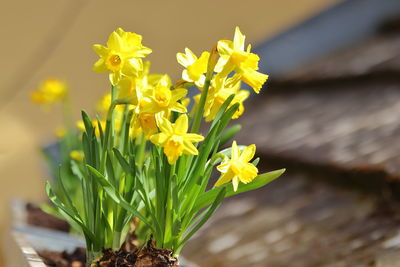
[11,199,197,267]
[12,230,47,267]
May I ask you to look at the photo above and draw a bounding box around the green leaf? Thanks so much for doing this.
[96,117,105,145]
[210,94,235,129]
[81,110,93,135]
[113,148,132,175]
[86,165,153,230]
[193,169,285,211]
[177,187,226,252]
[219,124,241,147]
[252,157,260,166]
[106,153,117,186]
[216,102,239,134]
[45,182,97,243]
[70,161,84,181]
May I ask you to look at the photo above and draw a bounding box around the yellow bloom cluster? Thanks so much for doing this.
[177,27,268,122]
[31,78,67,107]
[90,27,267,188]
[92,28,194,161]
[216,27,268,93]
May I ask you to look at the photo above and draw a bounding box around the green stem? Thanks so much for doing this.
[163,163,175,248]
[122,110,134,155]
[191,46,217,133]
[100,101,116,173]
[112,231,122,250]
[191,78,211,133]
[137,133,147,167]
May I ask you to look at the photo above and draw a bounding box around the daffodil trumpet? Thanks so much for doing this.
[43,27,284,266]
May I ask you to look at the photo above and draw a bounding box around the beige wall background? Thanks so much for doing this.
[0,0,340,265]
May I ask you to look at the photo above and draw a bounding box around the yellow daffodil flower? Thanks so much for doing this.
[70,150,84,162]
[215,141,258,191]
[141,75,187,115]
[117,76,140,105]
[208,76,249,121]
[181,97,191,108]
[130,112,158,139]
[93,28,152,85]
[194,76,249,122]
[215,27,268,93]
[177,48,210,87]
[117,62,163,106]
[31,78,67,106]
[150,114,204,164]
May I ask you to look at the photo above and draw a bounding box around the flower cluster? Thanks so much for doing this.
[31,78,67,107]
[37,27,284,265]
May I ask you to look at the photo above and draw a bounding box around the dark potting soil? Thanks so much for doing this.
[26,203,70,232]
[39,241,179,267]
[93,241,179,267]
[38,247,86,267]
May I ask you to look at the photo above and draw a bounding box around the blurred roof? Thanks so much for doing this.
[184,7,400,267]
[242,13,400,186]
[255,0,400,77]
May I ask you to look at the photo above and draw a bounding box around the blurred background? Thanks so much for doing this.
[4,0,400,266]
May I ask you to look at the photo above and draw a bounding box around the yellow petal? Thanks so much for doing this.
[123,58,143,76]
[135,46,152,58]
[239,144,256,162]
[244,53,260,70]
[171,88,188,102]
[217,40,233,57]
[236,90,250,102]
[214,57,229,73]
[198,51,210,63]
[167,155,178,165]
[185,133,204,142]
[107,31,122,50]
[238,163,258,184]
[116,27,125,36]
[156,114,173,134]
[231,141,239,159]
[240,69,268,94]
[185,48,197,63]
[159,74,171,87]
[174,114,188,135]
[182,139,198,155]
[182,69,192,82]
[93,44,108,56]
[216,161,230,173]
[93,58,107,73]
[109,71,121,86]
[194,75,206,88]
[214,168,235,187]
[170,102,187,113]
[150,133,169,146]
[233,26,245,51]
[177,52,190,67]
